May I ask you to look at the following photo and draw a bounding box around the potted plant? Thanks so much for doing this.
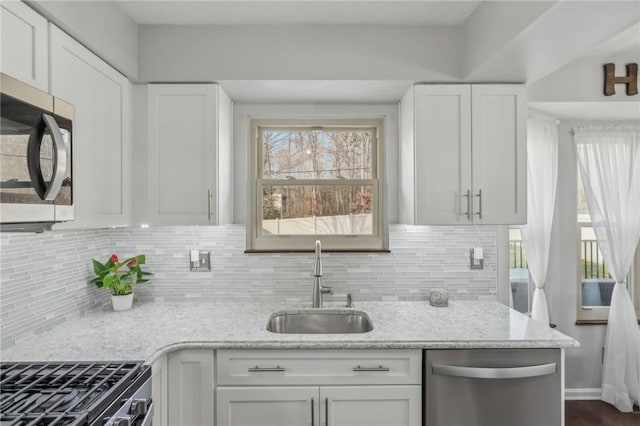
[91,254,151,311]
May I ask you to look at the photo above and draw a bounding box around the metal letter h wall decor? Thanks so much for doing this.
[603,63,638,96]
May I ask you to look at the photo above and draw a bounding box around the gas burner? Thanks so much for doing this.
[0,361,150,426]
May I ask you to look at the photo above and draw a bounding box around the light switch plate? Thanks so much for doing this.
[190,251,211,271]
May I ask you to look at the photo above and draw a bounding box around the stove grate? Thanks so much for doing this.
[0,361,145,425]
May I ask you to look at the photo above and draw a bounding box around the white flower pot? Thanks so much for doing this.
[111,293,134,311]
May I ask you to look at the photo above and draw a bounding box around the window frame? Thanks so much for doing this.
[575,163,640,322]
[247,118,387,252]
[576,225,640,322]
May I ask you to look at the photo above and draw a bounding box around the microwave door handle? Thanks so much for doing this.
[41,114,68,201]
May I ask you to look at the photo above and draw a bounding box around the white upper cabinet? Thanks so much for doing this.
[0,1,48,91]
[134,84,232,225]
[49,25,132,228]
[471,85,527,225]
[400,84,526,225]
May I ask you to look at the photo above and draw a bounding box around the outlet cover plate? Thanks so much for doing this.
[190,251,211,272]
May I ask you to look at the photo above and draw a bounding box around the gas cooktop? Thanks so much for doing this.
[0,361,150,426]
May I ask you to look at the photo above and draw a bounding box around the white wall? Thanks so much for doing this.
[525,46,639,391]
[548,121,608,391]
[233,103,399,224]
[529,50,640,102]
[27,0,138,78]
[137,24,462,81]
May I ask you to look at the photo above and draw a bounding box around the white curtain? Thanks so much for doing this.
[574,124,640,412]
[521,110,559,324]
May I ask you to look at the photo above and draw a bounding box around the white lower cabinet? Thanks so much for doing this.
[217,385,421,426]
[322,386,421,426]
[216,349,422,426]
[167,349,215,426]
[151,354,168,426]
[217,386,318,426]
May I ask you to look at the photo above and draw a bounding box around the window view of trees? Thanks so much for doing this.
[260,128,375,235]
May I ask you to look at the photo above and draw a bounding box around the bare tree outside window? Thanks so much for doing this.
[259,128,375,236]
[250,119,384,251]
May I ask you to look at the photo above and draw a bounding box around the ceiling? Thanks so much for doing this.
[588,23,640,57]
[109,0,640,113]
[116,0,481,26]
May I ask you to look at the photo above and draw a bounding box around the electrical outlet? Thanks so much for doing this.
[190,251,211,272]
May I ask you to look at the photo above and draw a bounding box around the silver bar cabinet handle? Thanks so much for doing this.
[463,189,471,221]
[207,189,212,222]
[311,398,315,426]
[248,365,286,372]
[352,365,390,372]
[475,189,482,219]
[325,397,329,426]
[432,362,556,379]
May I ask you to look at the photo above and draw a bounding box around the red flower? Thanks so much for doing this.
[127,258,138,268]
[110,254,119,263]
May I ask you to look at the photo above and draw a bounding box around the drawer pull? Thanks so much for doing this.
[352,365,390,372]
[248,365,286,372]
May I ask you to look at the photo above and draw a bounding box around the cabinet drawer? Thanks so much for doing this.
[217,349,421,385]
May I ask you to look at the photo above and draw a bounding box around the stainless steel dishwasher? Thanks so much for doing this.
[425,349,562,426]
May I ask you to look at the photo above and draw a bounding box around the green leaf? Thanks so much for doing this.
[103,275,115,287]
[92,259,106,275]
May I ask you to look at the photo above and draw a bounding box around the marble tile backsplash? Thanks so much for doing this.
[0,229,110,349]
[0,224,497,349]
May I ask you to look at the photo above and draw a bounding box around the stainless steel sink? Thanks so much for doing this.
[266,309,374,334]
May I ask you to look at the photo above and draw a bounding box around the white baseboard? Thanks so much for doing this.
[565,388,602,400]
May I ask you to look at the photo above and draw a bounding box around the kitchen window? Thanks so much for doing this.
[576,169,640,322]
[248,119,386,251]
[509,226,530,314]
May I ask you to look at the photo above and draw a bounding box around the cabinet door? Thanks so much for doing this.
[217,386,318,426]
[321,386,421,426]
[167,349,215,426]
[147,84,217,225]
[414,85,472,225]
[471,85,527,225]
[0,1,48,91]
[151,354,168,426]
[49,25,132,228]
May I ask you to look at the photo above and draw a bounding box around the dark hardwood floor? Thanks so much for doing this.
[566,400,640,426]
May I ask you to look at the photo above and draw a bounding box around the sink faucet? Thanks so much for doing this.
[312,240,332,308]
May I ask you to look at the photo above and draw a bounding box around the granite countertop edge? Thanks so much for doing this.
[1,301,580,364]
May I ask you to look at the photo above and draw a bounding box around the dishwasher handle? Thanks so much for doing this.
[432,362,557,379]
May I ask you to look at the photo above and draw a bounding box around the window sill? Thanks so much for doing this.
[245,249,391,254]
[575,319,640,325]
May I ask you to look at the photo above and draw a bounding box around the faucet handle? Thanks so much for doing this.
[346,293,354,308]
[321,286,333,295]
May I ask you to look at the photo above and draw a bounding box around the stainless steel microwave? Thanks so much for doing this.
[0,73,74,232]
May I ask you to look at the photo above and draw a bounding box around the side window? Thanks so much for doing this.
[248,119,386,251]
[509,227,530,314]
[577,169,639,321]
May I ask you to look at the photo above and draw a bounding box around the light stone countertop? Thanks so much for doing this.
[0,301,579,364]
